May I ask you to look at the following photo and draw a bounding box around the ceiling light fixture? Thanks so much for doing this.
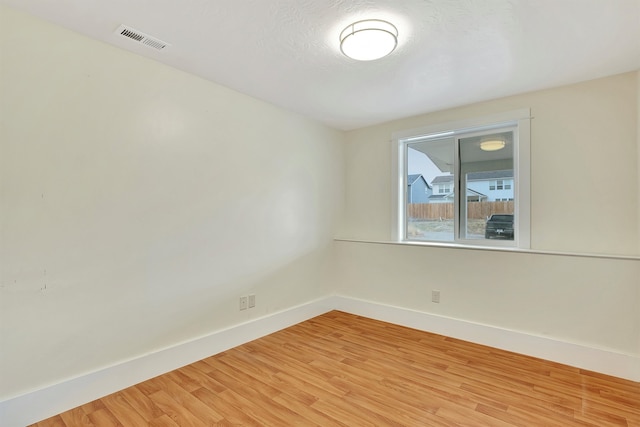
[480,138,506,152]
[340,19,398,61]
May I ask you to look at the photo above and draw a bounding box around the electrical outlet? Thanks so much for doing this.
[239,296,248,311]
[248,294,256,308]
[432,290,441,303]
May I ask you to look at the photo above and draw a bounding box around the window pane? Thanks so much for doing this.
[459,131,515,241]
[406,137,454,241]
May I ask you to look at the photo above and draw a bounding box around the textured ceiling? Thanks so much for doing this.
[2,0,640,130]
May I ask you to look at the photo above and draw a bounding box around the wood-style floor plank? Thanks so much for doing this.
[31,311,640,426]
[58,407,95,427]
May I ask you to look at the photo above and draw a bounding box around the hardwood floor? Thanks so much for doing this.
[33,311,640,426]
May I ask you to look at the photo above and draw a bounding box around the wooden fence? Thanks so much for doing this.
[408,201,514,220]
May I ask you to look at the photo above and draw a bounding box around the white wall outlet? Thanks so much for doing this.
[432,290,441,303]
[239,296,248,311]
[248,294,256,308]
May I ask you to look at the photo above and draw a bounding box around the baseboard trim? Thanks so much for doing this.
[0,298,334,427]
[3,295,638,426]
[328,295,640,383]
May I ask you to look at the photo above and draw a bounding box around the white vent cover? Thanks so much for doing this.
[115,25,170,51]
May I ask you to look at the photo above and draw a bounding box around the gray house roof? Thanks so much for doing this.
[428,194,451,201]
[467,170,513,181]
[431,170,513,185]
[431,174,453,184]
[467,188,487,197]
[407,174,431,188]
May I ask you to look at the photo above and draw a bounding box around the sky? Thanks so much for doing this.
[407,147,448,185]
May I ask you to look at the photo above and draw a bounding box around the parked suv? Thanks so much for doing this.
[485,214,514,240]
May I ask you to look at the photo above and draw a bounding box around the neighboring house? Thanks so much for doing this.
[407,174,432,203]
[467,170,514,202]
[430,175,454,203]
[464,188,488,202]
[429,170,513,203]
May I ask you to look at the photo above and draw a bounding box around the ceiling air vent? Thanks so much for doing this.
[115,25,170,51]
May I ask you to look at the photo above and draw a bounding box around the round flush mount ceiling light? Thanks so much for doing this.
[340,19,398,61]
[480,138,506,152]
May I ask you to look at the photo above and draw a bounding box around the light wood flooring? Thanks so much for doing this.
[33,311,640,426]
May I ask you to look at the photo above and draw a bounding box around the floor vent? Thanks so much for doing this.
[115,25,170,51]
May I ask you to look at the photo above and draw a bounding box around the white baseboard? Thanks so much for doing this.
[2,295,638,426]
[0,299,334,427]
[328,295,640,383]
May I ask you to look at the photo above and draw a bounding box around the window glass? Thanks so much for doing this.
[459,130,514,241]
[406,137,455,241]
[399,114,529,249]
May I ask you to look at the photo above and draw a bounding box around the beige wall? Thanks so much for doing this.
[335,72,640,358]
[333,241,639,355]
[0,7,343,399]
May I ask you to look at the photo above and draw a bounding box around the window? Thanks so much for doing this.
[438,184,451,194]
[394,110,530,248]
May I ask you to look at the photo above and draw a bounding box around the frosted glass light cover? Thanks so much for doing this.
[480,140,506,151]
[340,20,398,61]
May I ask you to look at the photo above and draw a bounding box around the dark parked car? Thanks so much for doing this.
[485,214,514,240]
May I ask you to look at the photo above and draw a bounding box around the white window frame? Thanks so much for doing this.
[391,109,531,249]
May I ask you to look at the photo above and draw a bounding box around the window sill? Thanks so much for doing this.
[333,238,640,261]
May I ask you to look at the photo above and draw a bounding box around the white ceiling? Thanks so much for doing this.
[3,0,640,130]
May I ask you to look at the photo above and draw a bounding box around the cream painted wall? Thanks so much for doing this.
[335,72,640,359]
[0,7,343,400]
[333,241,639,355]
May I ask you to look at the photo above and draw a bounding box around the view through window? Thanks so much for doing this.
[402,124,523,246]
